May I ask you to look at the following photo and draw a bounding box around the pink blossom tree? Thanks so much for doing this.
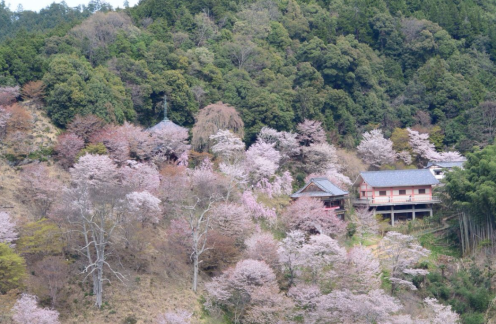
[245,141,281,182]
[278,230,306,287]
[149,123,191,165]
[301,142,338,174]
[211,203,252,239]
[377,231,431,294]
[0,105,11,137]
[244,232,280,271]
[407,128,463,162]
[357,129,396,167]
[423,297,460,323]
[120,160,160,192]
[156,309,192,324]
[90,126,130,164]
[126,191,162,226]
[0,86,20,106]
[396,150,413,165]
[312,289,402,324]
[205,259,291,323]
[19,163,62,218]
[282,197,346,237]
[354,207,379,237]
[55,133,85,168]
[210,129,245,162]
[343,246,381,293]
[11,294,60,324]
[255,171,293,198]
[241,191,277,225]
[297,119,326,146]
[0,211,17,246]
[257,127,299,165]
[61,154,161,307]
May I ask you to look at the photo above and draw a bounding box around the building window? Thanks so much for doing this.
[379,190,387,196]
[399,189,406,195]
[361,191,365,197]
[419,189,426,194]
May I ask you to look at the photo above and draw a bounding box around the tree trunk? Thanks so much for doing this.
[192,252,199,292]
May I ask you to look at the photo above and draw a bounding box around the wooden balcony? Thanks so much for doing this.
[353,195,440,207]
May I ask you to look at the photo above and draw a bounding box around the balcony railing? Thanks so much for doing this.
[353,195,440,205]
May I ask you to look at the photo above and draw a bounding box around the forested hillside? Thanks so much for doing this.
[2,0,496,323]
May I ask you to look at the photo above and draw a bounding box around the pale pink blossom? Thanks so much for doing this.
[0,211,17,246]
[357,129,396,167]
[11,294,60,324]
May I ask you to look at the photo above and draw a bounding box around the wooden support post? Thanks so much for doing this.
[391,206,395,226]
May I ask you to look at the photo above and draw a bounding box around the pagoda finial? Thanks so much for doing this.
[163,95,169,121]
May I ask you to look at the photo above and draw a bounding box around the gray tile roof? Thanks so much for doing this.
[148,119,183,133]
[426,161,465,168]
[291,177,348,198]
[356,169,439,188]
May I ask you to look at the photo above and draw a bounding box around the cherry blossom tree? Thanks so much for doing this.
[423,297,460,323]
[126,191,161,226]
[90,126,130,164]
[343,246,381,293]
[396,151,413,165]
[312,289,402,324]
[156,309,192,324]
[0,105,11,137]
[55,133,85,168]
[211,203,252,239]
[438,151,464,162]
[0,86,20,106]
[242,191,277,225]
[407,128,439,161]
[60,154,161,307]
[297,119,326,146]
[255,171,293,198]
[244,232,280,271]
[11,294,60,324]
[19,163,62,219]
[278,230,306,287]
[282,197,346,237]
[245,141,281,182]
[210,129,245,162]
[354,207,379,237]
[149,123,191,165]
[357,129,396,167]
[377,231,430,294]
[120,160,160,192]
[205,259,291,324]
[278,231,346,286]
[301,142,338,174]
[0,211,17,246]
[257,127,300,165]
[298,234,347,284]
[181,167,226,292]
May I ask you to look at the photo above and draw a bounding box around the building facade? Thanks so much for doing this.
[353,169,440,225]
[426,161,465,180]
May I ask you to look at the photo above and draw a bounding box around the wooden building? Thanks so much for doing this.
[353,169,440,225]
[291,177,348,216]
[425,161,465,180]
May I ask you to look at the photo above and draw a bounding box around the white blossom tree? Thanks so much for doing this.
[0,211,17,246]
[377,231,430,294]
[357,129,396,167]
[11,294,60,324]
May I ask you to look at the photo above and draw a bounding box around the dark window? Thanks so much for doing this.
[399,189,406,195]
[379,191,387,196]
[361,191,365,196]
[419,189,426,194]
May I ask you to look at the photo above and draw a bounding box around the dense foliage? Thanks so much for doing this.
[2,0,496,147]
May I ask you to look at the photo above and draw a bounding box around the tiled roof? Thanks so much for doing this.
[356,169,439,188]
[426,161,465,168]
[148,119,183,133]
[291,177,348,198]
